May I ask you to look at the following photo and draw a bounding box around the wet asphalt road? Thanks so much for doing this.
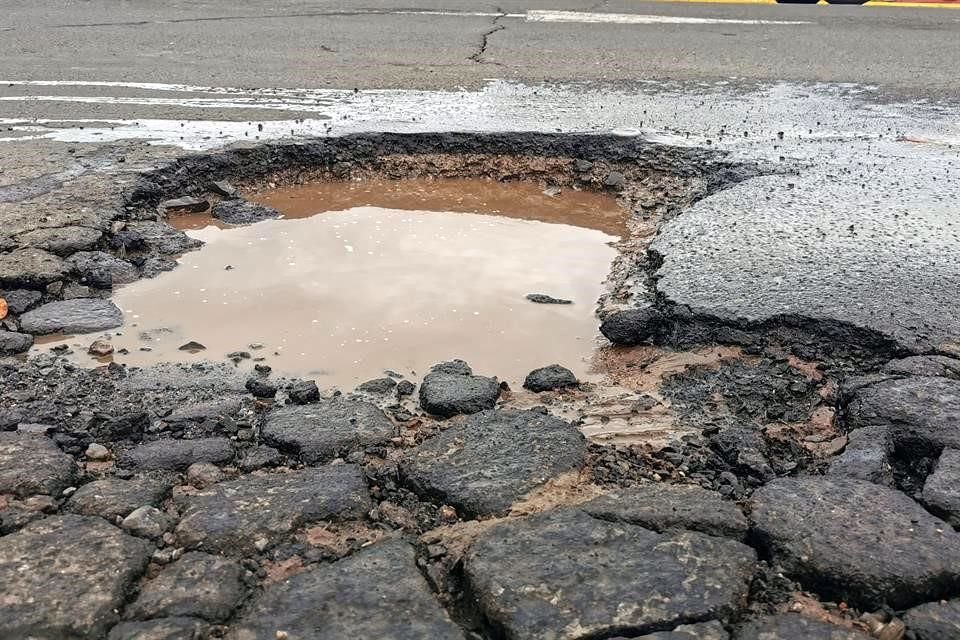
[1,0,959,355]
[1,0,960,102]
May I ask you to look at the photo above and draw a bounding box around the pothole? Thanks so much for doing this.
[42,178,626,386]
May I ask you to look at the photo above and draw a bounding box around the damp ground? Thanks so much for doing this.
[43,179,625,387]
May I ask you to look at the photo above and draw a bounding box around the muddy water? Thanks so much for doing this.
[57,180,625,387]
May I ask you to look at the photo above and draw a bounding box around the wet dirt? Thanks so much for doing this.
[44,179,625,387]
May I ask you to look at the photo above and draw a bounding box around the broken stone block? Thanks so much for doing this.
[418,360,500,417]
[126,551,244,622]
[465,509,756,640]
[0,432,78,497]
[65,474,177,520]
[0,515,152,639]
[260,397,394,464]
[734,614,870,639]
[922,448,960,528]
[230,540,462,639]
[750,476,960,609]
[174,465,370,555]
[400,408,586,517]
[19,298,124,334]
[118,437,235,471]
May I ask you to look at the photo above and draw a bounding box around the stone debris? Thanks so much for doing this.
[418,360,500,417]
[211,199,281,224]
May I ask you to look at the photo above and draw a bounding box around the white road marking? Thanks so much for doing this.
[525,10,810,25]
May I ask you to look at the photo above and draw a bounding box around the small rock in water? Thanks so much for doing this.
[246,377,278,399]
[84,443,111,461]
[397,380,416,397]
[357,377,397,394]
[227,351,251,362]
[87,339,114,357]
[178,340,206,352]
[161,196,208,213]
[526,293,573,305]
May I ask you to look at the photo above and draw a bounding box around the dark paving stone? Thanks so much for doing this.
[0,514,152,639]
[66,250,139,287]
[903,598,960,640]
[125,221,203,255]
[163,397,243,429]
[127,551,244,623]
[239,444,285,472]
[0,248,69,289]
[109,617,208,640]
[827,425,895,487]
[19,298,123,334]
[750,476,960,609]
[211,199,281,224]
[16,225,103,256]
[418,360,500,418]
[0,329,33,355]
[599,307,666,346]
[400,408,586,517]
[845,376,960,456]
[287,379,320,404]
[465,509,756,640]
[636,621,729,640]
[882,355,960,380]
[0,288,42,314]
[581,483,749,540]
[923,448,960,528]
[0,432,78,497]
[523,364,578,392]
[260,397,394,464]
[65,474,177,520]
[230,539,463,639]
[734,615,869,639]
[118,437,235,471]
[174,465,370,555]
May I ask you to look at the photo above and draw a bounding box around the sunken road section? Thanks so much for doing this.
[3,132,960,638]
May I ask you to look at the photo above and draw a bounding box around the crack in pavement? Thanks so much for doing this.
[468,8,507,64]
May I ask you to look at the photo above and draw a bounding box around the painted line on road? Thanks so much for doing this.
[526,9,809,23]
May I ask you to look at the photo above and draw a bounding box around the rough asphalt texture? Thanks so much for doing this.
[2,1,960,638]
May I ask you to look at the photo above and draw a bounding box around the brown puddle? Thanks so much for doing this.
[48,179,627,387]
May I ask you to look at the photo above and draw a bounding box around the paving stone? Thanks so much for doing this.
[109,617,209,640]
[523,364,579,392]
[0,432,78,497]
[0,248,69,289]
[238,444,284,472]
[734,614,870,639]
[922,448,960,528]
[0,288,43,314]
[0,514,152,639]
[882,355,960,380]
[845,376,960,456]
[260,397,394,464]
[118,437,235,471]
[127,551,244,623]
[400,408,587,517]
[211,199,281,224]
[903,598,960,640]
[19,298,124,334]
[16,225,103,256]
[229,540,463,640]
[750,476,960,609]
[827,425,896,487]
[418,360,500,417]
[65,474,177,520]
[0,329,33,355]
[125,221,203,255]
[581,483,749,540]
[464,509,756,640]
[174,465,371,555]
[67,250,139,287]
[636,621,729,640]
